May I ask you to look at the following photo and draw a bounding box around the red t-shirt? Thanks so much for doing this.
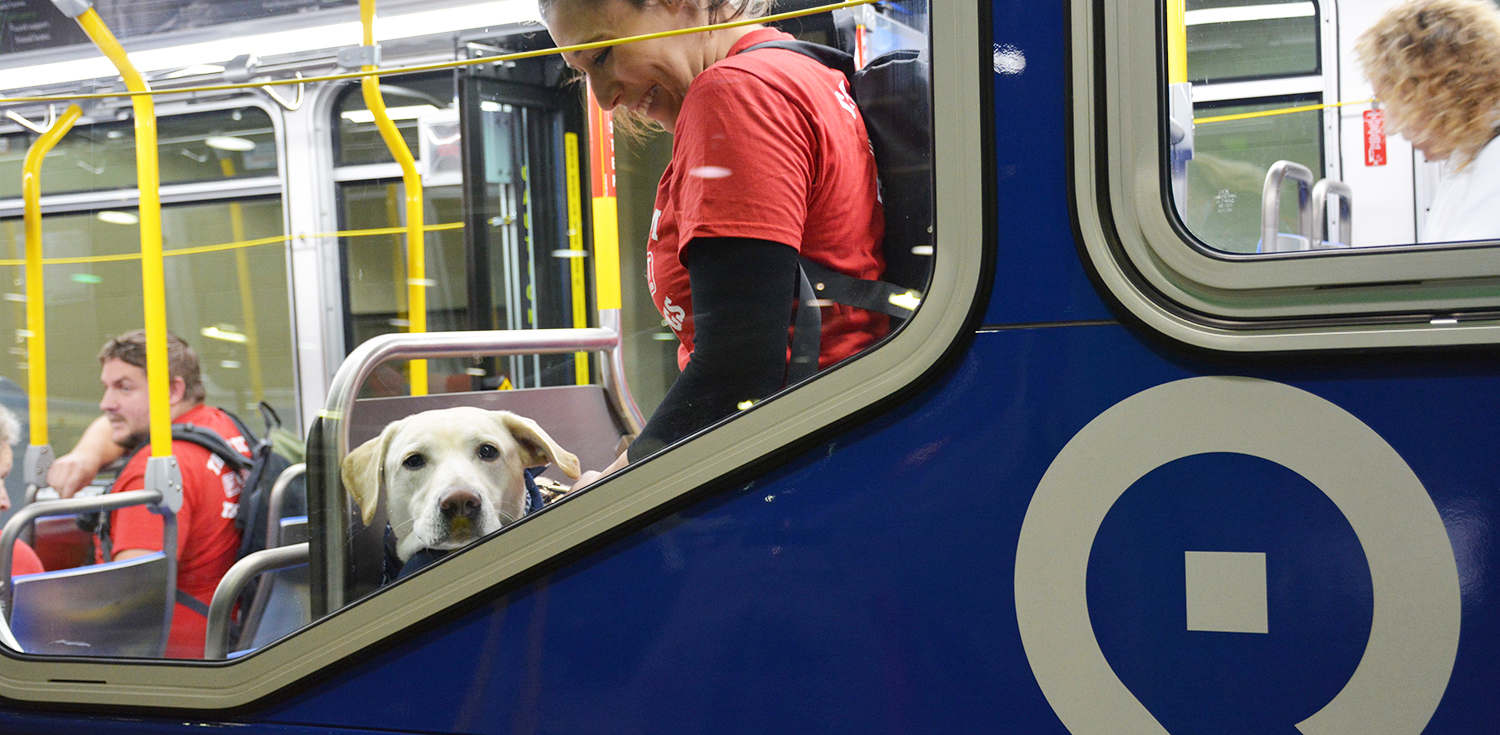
[648,28,889,372]
[10,540,42,577]
[102,404,249,659]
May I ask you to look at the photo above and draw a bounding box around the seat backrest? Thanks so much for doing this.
[31,516,93,571]
[338,385,631,604]
[348,385,629,484]
[234,517,310,653]
[9,553,171,657]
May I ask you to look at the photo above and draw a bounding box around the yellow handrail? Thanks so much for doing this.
[73,7,173,458]
[0,222,466,267]
[21,103,82,447]
[360,0,427,396]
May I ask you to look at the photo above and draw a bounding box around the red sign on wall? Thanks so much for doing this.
[1364,109,1387,166]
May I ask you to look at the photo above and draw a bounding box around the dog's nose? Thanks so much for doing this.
[439,489,482,518]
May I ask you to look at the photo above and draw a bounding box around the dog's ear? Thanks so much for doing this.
[340,420,400,526]
[494,411,581,479]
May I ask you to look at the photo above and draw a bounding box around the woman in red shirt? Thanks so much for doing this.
[542,0,887,484]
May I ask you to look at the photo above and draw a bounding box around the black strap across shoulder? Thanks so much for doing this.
[743,39,925,379]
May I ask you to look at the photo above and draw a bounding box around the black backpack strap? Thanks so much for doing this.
[743,39,855,80]
[173,424,253,472]
[788,265,823,384]
[799,257,919,319]
[176,589,209,617]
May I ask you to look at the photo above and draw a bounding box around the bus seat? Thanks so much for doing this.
[234,517,310,654]
[205,517,310,659]
[30,516,93,571]
[347,385,632,485]
[0,489,179,657]
[8,553,172,657]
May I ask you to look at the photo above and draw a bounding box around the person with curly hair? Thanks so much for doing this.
[540,0,888,487]
[1357,0,1500,243]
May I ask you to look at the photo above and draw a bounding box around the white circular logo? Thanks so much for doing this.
[1014,376,1460,735]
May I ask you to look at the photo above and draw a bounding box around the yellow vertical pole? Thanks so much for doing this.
[587,96,621,313]
[360,0,427,396]
[21,104,82,447]
[1167,0,1188,85]
[74,7,173,458]
[564,132,588,384]
[220,159,264,406]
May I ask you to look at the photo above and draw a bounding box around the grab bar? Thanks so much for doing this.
[323,328,624,459]
[1260,160,1315,253]
[1312,178,1353,248]
[204,542,308,660]
[0,489,178,626]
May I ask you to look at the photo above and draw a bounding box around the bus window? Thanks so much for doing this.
[333,69,588,395]
[0,107,278,198]
[0,0,988,705]
[1181,94,1323,253]
[1167,0,1500,254]
[0,197,295,455]
[1073,0,1500,349]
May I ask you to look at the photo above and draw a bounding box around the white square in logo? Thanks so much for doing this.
[1184,551,1268,634]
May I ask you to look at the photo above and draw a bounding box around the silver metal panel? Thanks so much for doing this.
[9,554,171,658]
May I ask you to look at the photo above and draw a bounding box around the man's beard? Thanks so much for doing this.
[120,431,147,452]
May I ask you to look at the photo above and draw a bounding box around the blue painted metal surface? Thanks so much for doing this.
[0,332,1494,733]
[225,327,1491,734]
[986,0,1113,326]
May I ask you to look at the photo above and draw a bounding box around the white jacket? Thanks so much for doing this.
[1422,134,1500,244]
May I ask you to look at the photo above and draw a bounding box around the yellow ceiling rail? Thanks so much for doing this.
[0,0,878,106]
[0,221,465,268]
[70,3,175,462]
[360,0,426,396]
[21,103,81,448]
[1195,98,1375,125]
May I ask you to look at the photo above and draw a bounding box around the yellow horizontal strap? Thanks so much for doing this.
[0,0,878,106]
[0,221,464,267]
[1195,98,1375,125]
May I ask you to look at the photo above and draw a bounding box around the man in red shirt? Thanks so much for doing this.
[73,331,249,658]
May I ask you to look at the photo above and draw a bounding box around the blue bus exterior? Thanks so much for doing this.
[0,0,1494,732]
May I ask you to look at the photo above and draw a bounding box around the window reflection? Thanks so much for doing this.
[0,199,295,452]
[0,107,278,198]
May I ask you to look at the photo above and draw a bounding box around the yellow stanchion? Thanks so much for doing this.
[21,103,81,449]
[73,6,173,460]
[360,0,426,396]
[587,97,622,313]
[565,132,589,385]
[1166,0,1187,86]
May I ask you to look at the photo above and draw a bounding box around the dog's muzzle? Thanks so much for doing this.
[439,488,485,541]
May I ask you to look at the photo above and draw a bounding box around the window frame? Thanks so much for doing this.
[1072,0,1500,350]
[0,0,991,710]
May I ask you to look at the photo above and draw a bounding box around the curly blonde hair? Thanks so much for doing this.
[1356,0,1500,169]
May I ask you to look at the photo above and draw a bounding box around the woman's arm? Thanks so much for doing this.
[572,237,799,493]
[628,236,801,461]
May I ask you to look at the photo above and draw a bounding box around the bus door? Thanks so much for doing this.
[333,61,592,398]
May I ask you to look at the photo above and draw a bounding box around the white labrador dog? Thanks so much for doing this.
[341,407,580,562]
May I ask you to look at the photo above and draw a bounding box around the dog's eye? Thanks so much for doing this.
[477,443,499,461]
[401,453,426,470]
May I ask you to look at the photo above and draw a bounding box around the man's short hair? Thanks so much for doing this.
[98,330,206,405]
